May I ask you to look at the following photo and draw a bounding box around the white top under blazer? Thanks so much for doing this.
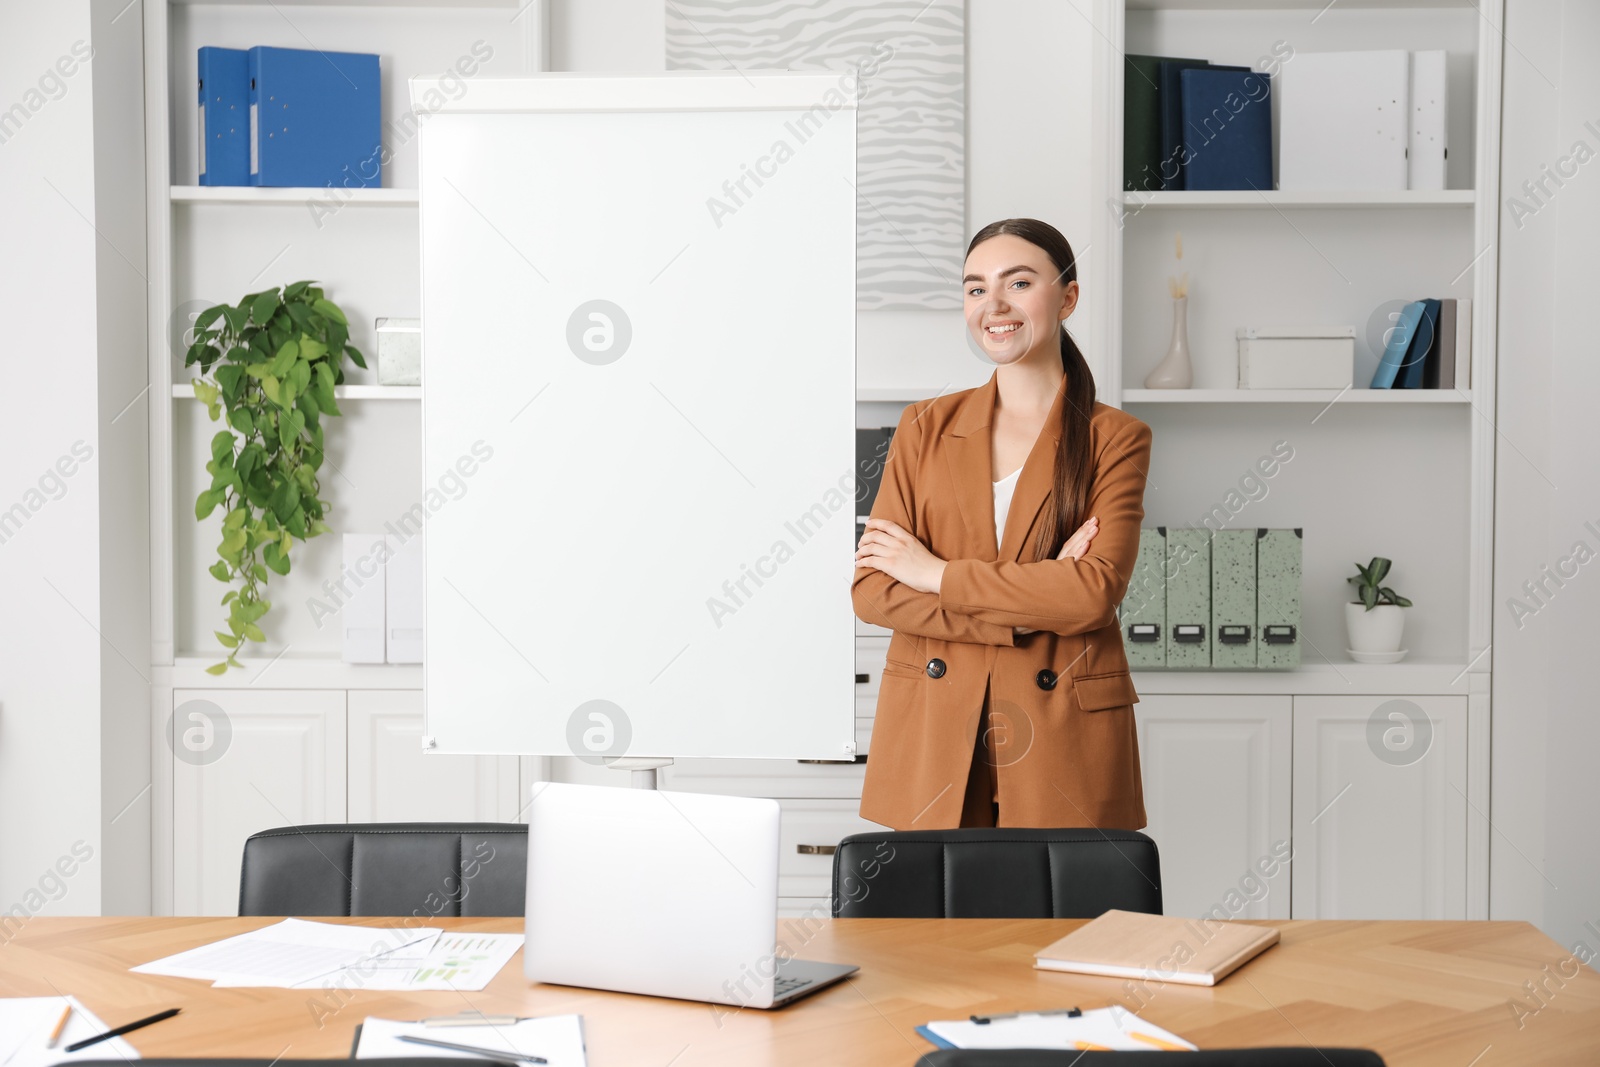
[992,466,1022,550]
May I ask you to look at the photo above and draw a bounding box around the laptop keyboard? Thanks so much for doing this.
[773,975,814,996]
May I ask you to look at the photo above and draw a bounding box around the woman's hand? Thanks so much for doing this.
[854,518,948,594]
[1014,515,1099,635]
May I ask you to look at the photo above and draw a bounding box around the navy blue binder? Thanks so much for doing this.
[1159,60,1247,190]
[1396,299,1440,389]
[1180,66,1273,192]
[248,46,381,188]
[198,47,249,186]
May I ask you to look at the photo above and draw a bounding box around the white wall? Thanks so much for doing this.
[1492,0,1600,959]
[0,0,149,921]
[90,0,152,916]
[549,0,1102,398]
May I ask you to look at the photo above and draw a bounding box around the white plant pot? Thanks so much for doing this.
[1345,602,1406,653]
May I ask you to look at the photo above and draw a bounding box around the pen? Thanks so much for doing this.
[398,1033,548,1064]
[64,1007,181,1053]
[46,1004,72,1048]
[970,1006,1082,1024]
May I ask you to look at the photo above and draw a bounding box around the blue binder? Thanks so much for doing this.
[248,46,381,188]
[1159,60,1246,190]
[198,47,249,186]
[1370,300,1427,389]
[1180,66,1273,192]
[1396,298,1440,389]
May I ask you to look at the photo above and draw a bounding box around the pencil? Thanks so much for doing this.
[63,1007,181,1053]
[46,1003,72,1048]
[1129,1028,1189,1051]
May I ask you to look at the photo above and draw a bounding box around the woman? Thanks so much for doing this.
[852,217,1154,830]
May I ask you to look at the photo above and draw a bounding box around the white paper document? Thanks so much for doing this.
[283,931,524,992]
[0,996,140,1067]
[925,1006,1197,1052]
[355,1014,586,1067]
[131,917,440,987]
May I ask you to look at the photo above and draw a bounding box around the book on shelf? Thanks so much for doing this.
[1396,298,1441,389]
[1124,53,1203,193]
[1159,59,1247,191]
[1179,66,1273,192]
[1371,297,1469,389]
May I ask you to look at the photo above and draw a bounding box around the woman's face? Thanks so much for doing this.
[962,233,1079,366]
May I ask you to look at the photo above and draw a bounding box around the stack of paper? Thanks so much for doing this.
[918,1007,1196,1052]
[356,1014,587,1066]
[0,996,140,1066]
[131,918,522,992]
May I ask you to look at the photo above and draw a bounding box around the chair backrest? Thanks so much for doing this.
[915,1049,1386,1066]
[832,828,1162,918]
[238,822,527,917]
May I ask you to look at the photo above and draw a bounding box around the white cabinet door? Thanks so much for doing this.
[1292,695,1468,919]
[777,798,886,916]
[172,689,345,916]
[347,691,522,823]
[1136,695,1293,920]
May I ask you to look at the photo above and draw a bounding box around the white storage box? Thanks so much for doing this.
[1236,325,1355,388]
[375,317,422,386]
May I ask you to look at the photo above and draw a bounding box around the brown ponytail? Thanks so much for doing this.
[966,218,1096,562]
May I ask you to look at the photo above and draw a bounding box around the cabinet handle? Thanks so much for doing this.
[796,844,837,855]
[855,672,870,684]
[797,756,867,765]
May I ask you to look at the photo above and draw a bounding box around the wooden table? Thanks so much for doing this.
[2,917,1597,1065]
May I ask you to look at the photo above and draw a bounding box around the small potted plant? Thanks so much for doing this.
[1345,557,1413,662]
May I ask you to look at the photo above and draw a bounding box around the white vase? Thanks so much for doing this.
[1145,295,1193,389]
[1345,602,1407,653]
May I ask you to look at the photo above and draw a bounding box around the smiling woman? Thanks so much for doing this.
[851,218,1155,831]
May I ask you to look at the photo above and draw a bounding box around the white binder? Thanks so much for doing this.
[1408,49,1448,190]
[1279,50,1410,190]
[385,531,424,664]
[342,533,386,663]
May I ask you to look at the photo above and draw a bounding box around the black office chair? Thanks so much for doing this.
[832,828,1162,918]
[915,1051,1386,1066]
[238,822,528,917]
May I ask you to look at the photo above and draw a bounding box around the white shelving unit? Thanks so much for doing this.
[170,383,419,401]
[143,0,550,914]
[171,186,421,205]
[1121,388,1472,404]
[1083,0,1502,920]
[1122,189,1476,208]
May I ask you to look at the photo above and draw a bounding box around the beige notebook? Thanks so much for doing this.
[1034,909,1280,986]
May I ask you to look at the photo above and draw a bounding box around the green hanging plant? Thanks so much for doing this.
[185,280,366,674]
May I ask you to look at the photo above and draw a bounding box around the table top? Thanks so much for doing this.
[2,916,1597,1066]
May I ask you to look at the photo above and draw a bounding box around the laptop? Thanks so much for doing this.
[523,780,858,1009]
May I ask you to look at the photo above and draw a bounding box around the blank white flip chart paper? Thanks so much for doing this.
[413,73,858,760]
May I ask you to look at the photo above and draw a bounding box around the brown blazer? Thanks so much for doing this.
[852,372,1154,831]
